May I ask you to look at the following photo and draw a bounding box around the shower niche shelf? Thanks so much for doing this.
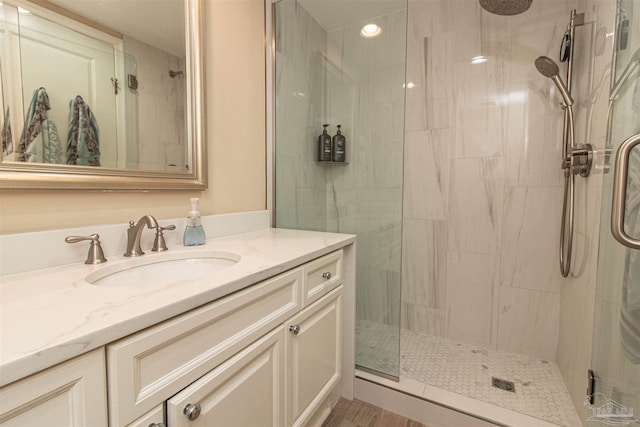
[318,161,350,165]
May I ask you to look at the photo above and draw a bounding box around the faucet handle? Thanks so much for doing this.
[65,234,107,264]
[152,224,176,252]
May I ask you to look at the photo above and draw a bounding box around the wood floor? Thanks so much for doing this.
[321,398,428,427]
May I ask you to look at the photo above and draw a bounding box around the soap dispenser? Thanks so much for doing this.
[318,124,332,162]
[332,125,346,162]
[183,197,206,246]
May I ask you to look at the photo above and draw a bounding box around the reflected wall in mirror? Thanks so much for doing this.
[0,0,206,189]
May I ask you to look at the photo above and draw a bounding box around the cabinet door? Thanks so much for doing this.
[286,286,342,427]
[0,348,107,427]
[166,328,284,427]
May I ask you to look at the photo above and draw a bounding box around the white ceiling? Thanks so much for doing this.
[48,0,185,57]
[297,0,405,32]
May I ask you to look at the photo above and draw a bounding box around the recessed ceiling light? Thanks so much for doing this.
[360,23,382,39]
[471,55,488,64]
[403,82,416,89]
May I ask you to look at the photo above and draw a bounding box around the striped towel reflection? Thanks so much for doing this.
[66,95,100,166]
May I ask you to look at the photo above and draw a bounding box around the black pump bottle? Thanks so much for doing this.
[318,124,332,162]
[332,125,345,162]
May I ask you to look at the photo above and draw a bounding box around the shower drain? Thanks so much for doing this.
[492,377,516,393]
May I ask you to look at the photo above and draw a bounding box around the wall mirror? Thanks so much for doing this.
[0,0,205,190]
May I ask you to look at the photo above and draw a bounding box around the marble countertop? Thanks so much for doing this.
[0,228,355,387]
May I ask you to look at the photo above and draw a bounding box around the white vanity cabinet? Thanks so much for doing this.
[0,349,107,427]
[108,249,345,427]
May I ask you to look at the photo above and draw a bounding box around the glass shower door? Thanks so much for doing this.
[589,1,640,424]
[273,0,407,380]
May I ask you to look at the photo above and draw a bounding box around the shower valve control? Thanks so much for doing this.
[564,143,593,177]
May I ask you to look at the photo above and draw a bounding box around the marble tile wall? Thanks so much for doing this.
[124,36,186,172]
[401,0,618,419]
[401,0,586,363]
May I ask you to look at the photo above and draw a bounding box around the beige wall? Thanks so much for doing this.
[0,0,266,234]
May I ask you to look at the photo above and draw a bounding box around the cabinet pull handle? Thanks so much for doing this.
[322,271,332,280]
[183,403,201,421]
[289,324,301,335]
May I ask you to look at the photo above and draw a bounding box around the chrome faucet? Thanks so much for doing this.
[124,215,159,257]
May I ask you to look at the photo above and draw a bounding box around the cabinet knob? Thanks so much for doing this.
[322,271,332,280]
[289,324,301,335]
[148,423,166,427]
[183,403,201,421]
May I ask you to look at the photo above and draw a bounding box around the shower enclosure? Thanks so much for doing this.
[272,0,639,425]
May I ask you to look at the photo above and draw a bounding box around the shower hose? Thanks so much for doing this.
[560,105,576,278]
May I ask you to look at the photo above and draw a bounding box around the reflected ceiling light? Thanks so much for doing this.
[17,6,31,14]
[360,23,382,39]
[471,55,488,64]
[403,82,416,89]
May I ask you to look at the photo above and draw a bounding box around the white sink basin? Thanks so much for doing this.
[86,250,240,287]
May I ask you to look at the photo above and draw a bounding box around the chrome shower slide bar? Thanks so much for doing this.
[611,133,640,249]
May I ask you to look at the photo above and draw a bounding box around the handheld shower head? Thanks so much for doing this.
[535,56,574,106]
[535,56,560,78]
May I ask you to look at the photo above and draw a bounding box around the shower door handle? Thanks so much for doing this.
[611,133,640,249]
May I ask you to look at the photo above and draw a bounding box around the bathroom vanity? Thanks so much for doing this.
[0,228,356,426]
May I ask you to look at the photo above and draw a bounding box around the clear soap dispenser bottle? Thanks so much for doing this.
[183,197,206,246]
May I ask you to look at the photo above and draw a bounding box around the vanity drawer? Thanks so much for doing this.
[302,249,343,306]
[106,268,302,427]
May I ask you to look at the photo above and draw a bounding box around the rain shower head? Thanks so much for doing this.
[479,0,532,16]
[535,56,574,107]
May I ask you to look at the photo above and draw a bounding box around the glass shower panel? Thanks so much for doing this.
[590,0,640,423]
[274,0,407,379]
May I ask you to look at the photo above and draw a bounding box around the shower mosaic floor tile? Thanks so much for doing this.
[356,320,582,427]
